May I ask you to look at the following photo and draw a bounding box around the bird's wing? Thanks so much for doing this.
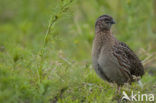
[112,42,144,80]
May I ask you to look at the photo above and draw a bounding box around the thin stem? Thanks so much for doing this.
[36,0,74,83]
[44,16,58,47]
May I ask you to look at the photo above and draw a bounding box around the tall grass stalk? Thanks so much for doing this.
[37,0,74,83]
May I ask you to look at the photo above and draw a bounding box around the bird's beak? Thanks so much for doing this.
[111,19,116,24]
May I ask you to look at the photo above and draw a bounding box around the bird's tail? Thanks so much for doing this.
[138,80,143,89]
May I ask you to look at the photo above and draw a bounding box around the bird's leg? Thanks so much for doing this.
[112,85,122,102]
[116,85,121,94]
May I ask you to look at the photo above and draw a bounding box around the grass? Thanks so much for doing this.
[0,0,156,103]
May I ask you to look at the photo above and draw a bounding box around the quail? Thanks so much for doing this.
[92,15,144,91]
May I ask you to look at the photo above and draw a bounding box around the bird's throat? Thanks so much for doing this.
[95,29,113,43]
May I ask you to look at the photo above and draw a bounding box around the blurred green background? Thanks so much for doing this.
[0,0,156,103]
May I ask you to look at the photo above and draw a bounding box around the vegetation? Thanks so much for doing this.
[0,0,156,103]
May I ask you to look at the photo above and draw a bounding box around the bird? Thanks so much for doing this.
[92,14,144,92]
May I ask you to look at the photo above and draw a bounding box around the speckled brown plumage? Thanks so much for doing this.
[92,15,144,86]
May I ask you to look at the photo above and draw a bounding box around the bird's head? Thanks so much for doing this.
[95,15,115,31]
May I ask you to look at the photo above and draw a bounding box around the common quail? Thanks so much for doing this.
[92,15,144,90]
